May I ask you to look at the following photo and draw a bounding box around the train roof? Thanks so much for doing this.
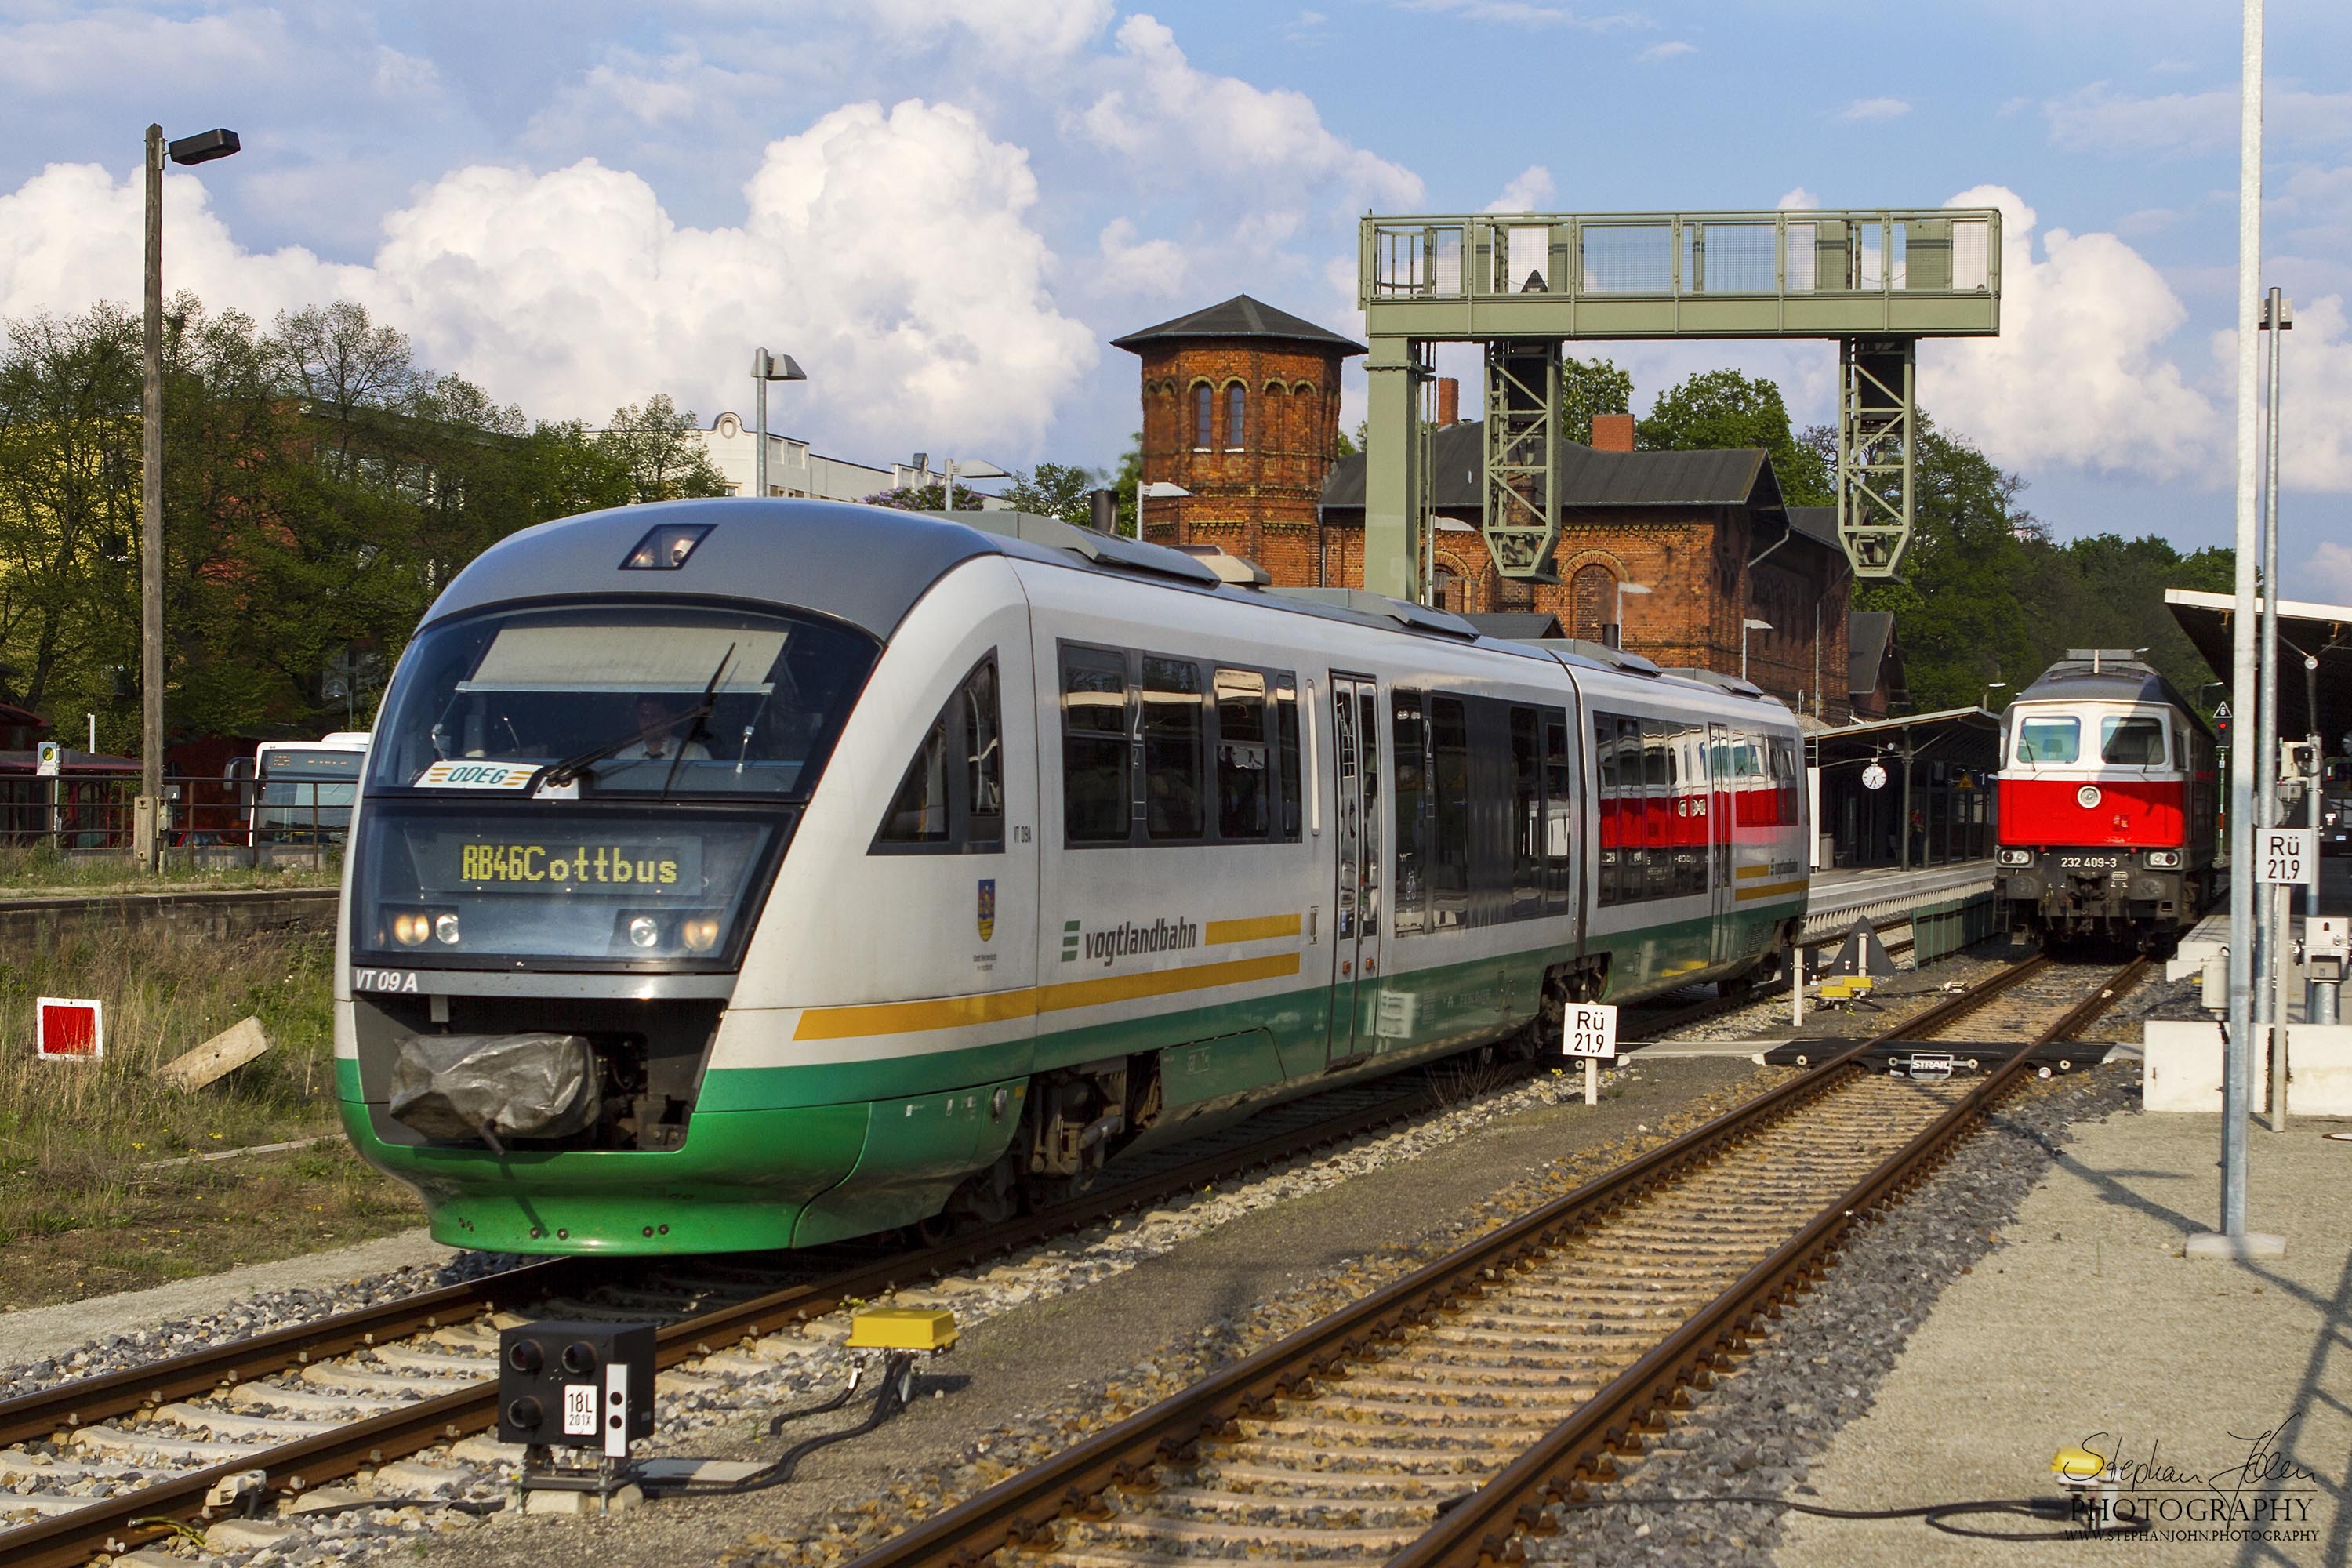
[429,498,1791,718]
[2016,653,2200,714]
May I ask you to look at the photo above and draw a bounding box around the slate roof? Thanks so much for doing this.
[1848,610,1897,699]
[1788,505,1840,550]
[1320,423,1788,515]
[1112,295,1367,355]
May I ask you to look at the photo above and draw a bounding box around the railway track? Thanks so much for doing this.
[835,952,2145,1568]
[0,1067,1522,1568]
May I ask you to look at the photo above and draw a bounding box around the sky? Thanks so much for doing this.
[1,1,2348,589]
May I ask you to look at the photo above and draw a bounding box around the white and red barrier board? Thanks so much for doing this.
[34,997,103,1060]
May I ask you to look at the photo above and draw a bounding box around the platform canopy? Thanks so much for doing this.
[2165,588,2352,750]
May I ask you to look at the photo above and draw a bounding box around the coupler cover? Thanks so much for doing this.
[499,1320,656,1449]
[387,1033,601,1143]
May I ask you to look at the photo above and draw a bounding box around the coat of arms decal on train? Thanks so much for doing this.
[977,878,996,943]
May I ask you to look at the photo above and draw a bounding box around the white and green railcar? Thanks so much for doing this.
[336,499,1808,1254]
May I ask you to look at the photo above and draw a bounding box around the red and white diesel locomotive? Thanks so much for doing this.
[1993,651,2219,947]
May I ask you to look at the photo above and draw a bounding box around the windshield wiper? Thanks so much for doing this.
[659,644,739,801]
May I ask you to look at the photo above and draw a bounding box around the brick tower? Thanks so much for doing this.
[1112,296,1363,577]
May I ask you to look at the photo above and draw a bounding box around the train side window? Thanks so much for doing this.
[1429,695,1472,927]
[1062,644,1131,844]
[1275,677,1302,840]
[2172,727,2185,771]
[1142,655,1206,840]
[1213,667,1271,840]
[1393,689,1428,935]
[1593,712,1626,907]
[1508,705,1543,919]
[1543,710,1573,911]
[877,653,1002,852]
[2101,716,2166,766]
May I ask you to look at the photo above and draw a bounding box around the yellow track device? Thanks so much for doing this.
[847,1308,959,1352]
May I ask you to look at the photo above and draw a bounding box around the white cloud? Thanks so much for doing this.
[1636,41,1695,63]
[845,0,1115,61]
[1926,184,2222,483]
[1090,217,1189,299]
[1074,16,1421,218]
[1836,97,1911,123]
[2241,292,2352,492]
[1487,165,1557,212]
[1776,186,1820,211]
[2308,542,2352,603]
[2045,84,2352,155]
[0,101,1098,456]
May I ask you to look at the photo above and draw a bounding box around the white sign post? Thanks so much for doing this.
[2256,828,2318,887]
[34,997,104,1061]
[34,740,61,778]
[1563,1002,1617,1105]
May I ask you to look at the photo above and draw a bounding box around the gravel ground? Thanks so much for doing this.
[0,1247,520,1399]
[1523,1062,2144,1568]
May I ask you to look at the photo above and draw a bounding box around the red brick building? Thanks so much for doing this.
[1111,295,1361,582]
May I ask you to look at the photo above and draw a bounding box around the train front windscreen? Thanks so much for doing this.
[352,602,877,970]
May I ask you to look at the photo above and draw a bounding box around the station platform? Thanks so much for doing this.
[1802,858,1992,938]
[1774,1104,2352,1566]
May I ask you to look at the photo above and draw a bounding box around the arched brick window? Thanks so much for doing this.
[1194,383,1214,450]
[1433,557,1468,614]
[1225,383,1246,451]
[1570,562,1617,643]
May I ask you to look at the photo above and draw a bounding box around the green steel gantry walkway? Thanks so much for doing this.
[1356,208,2003,597]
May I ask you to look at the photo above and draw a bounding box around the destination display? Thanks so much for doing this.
[410,832,706,895]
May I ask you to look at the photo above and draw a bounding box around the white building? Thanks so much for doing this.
[695,412,900,501]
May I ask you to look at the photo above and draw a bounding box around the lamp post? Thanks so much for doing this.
[136,122,241,871]
[1741,617,1774,682]
[1613,581,1651,649]
[939,457,1008,513]
[1141,481,1190,541]
[750,349,806,499]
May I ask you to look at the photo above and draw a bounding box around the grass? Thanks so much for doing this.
[0,921,423,1310]
[0,844,339,898]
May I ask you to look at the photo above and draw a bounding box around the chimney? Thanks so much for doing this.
[1591,412,1635,452]
[1087,488,1117,533]
[1433,377,1460,430]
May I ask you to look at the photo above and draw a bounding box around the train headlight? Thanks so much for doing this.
[391,910,433,946]
[1998,848,2034,867]
[628,915,661,949]
[433,913,462,945]
[681,916,722,953]
[2145,850,2181,869]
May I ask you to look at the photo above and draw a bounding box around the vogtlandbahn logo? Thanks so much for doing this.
[1061,915,1199,966]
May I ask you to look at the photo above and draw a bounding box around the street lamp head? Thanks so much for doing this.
[1142,481,1192,499]
[1743,618,1774,631]
[953,459,1010,481]
[1618,582,1653,596]
[753,349,807,381]
[165,129,241,166]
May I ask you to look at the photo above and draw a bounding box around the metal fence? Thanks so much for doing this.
[0,774,344,861]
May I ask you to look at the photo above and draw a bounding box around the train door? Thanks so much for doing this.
[1326,674,1382,1066]
[1707,723,1735,965]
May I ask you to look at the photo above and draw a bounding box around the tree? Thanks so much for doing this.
[1638,368,1831,506]
[1001,462,1104,528]
[1559,354,1631,446]
[860,481,985,512]
[593,394,728,504]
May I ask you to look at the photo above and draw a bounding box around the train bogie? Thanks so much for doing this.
[334,500,1810,1254]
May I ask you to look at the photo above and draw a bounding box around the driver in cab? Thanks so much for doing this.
[614,695,711,762]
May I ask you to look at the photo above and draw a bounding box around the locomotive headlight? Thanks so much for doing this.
[1998,848,2033,867]
[391,910,432,946]
[434,913,462,945]
[681,916,722,953]
[2145,850,2181,869]
[628,915,661,949]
